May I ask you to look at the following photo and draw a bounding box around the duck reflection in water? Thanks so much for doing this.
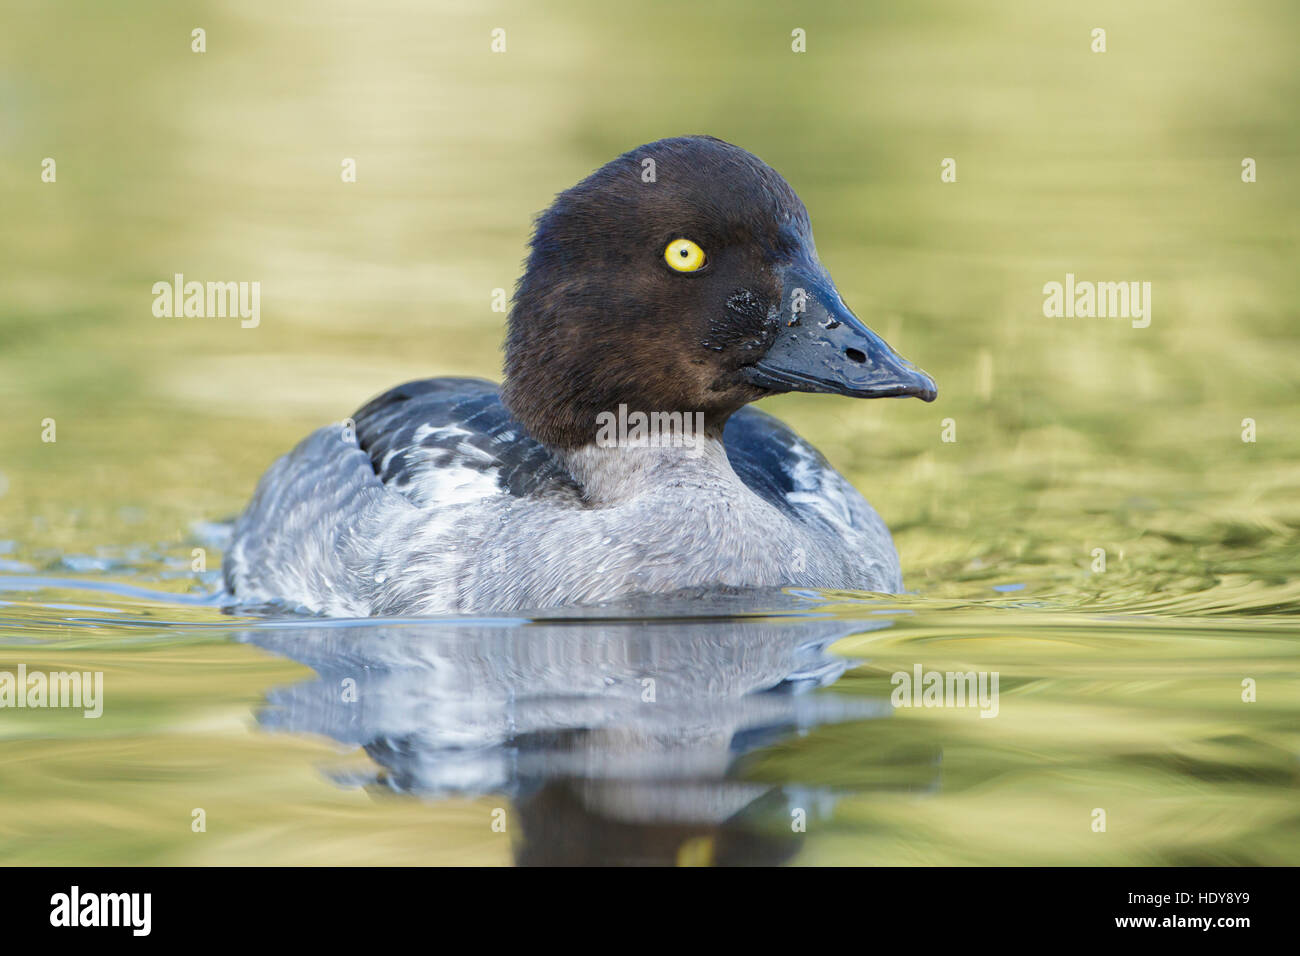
[238,591,906,866]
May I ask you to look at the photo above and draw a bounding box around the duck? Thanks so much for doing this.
[222,136,936,617]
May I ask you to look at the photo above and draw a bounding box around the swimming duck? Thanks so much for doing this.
[223,136,936,616]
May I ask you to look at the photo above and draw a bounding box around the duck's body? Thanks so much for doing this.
[223,378,900,616]
[223,136,935,616]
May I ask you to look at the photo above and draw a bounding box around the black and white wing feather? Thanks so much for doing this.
[353,378,581,506]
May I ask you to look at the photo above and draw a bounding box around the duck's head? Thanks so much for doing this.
[503,135,936,449]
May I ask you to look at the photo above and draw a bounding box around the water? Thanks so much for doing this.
[2,0,1298,865]
[1,570,1296,865]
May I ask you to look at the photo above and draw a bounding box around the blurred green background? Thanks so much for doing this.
[1,0,1298,865]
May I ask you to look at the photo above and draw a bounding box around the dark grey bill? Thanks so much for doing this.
[742,261,937,401]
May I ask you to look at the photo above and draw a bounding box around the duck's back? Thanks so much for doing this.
[353,378,582,506]
[222,378,897,615]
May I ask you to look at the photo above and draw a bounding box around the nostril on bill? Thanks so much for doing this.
[844,348,866,364]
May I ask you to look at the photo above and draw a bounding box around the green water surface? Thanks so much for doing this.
[1,0,1297,865]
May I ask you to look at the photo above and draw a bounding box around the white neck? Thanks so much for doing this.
[558,437,741,506]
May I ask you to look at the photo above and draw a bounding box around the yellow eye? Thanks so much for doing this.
[664,238,706,272]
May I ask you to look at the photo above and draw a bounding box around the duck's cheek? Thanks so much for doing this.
[697,288,780,355]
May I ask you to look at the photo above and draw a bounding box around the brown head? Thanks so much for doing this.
[502,136,935,448]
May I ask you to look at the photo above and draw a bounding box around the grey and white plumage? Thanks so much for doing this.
[222,378,902,616]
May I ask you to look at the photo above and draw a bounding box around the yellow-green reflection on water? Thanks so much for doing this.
[1,0,1298,864]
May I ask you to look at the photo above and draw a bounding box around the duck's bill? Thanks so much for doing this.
[741,264,937,401]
